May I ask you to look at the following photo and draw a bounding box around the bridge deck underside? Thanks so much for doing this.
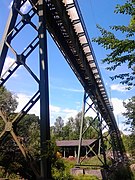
[31,2,115,127]
[31,0,124,157]
[0,0,124,164]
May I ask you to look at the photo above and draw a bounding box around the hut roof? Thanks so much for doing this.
[56,139,97,147]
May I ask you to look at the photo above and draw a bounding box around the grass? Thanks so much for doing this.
[73,174,99,180]
[64,155,108,169]
[52,158,100,180]
[81,156,104,167]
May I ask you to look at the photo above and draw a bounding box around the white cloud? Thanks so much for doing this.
[111,98,126,117]
[15,93,36,113]
[62,108,78,121]
[9,1,31,14]
[52,86,83,93]
[111,84,128,92]
[15,94,62,118]
[63,109,77,113]
[2,56,18,78]
[117,121,131,135]
[15,93,79,125]
[15,92,128,132]
[20,1,31,13]
[50,105,61,113]
[61,87,83,93]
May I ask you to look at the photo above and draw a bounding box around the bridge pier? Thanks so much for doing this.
[38,0,51,179]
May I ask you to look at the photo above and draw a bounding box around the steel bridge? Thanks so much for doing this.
[0,0,125,179]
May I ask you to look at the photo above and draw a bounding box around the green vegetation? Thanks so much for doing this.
[93,1,135,177]
[52,158,100,180]
[81,156,110,168]
[0,86,18,115]
[123,96,135,133]
[0,85,100,179]
[122,134,135,158]
[0,82,135,180]
[51,113,99,141]
[122,96,135,162]
[52,158,73,180]
[74,175,99,180]
[108,164,134,180]
[93,0,135,89]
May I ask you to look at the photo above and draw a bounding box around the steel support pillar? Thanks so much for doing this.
[76,91,109,168]
[0,0,52,179]
[97,113,107,167]
[77,91,86,165]
[38,0,51,179]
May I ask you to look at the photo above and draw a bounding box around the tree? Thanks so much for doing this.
[93,1,135,88]
[0,85,18,134]
[51,112,99,140]
[17,114,40,156]
[72,113,99,139]
[0,113,40,179]
[122,134,135,157]
[0,86,18,133]
[0,86,41,179]
[122,96,135,159]
[54,116,64,140]
[83,116,99,139]
[0,86,18,116]
[123,96,135,132]
[62,117,74,140]
[71,112,82,139]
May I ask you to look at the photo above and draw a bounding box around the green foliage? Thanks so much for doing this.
[83,117,99,139]
[0,86,18,115]
[123,96,135,132]
[0,113,40,179]
[0,86,18,133]
[93,1,135,88]
[16,114,40,156]
[122,134,135,157]
[51,113,98,141]
[52,158,73,180]
[108,163,134,180]
[0,166,5,177]
[115,1,135,16]
[54,116,64,140]
[41,141,74,179]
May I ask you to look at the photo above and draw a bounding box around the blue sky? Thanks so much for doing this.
[0,0,134,133]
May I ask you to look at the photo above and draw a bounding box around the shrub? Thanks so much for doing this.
[52,158,74,180]
[108,163,134,180]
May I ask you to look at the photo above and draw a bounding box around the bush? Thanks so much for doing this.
[52,158,74,180]
[108,163,134,180]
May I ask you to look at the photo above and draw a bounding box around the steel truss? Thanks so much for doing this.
[0,0,51,179]
[77,92,118,169]
[0,0,126,179]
